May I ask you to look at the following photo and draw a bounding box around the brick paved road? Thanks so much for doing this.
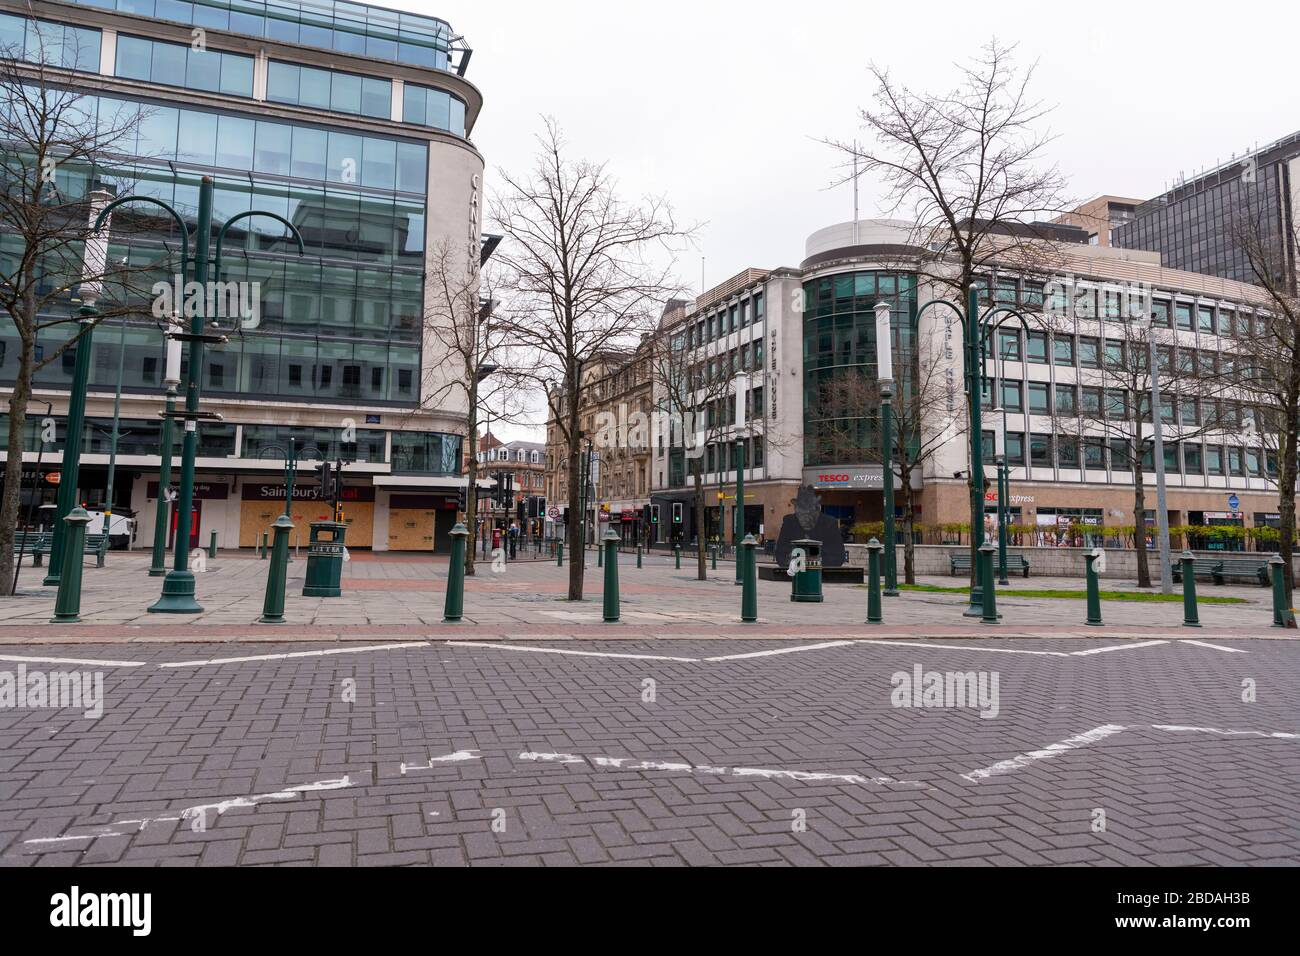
[1,636,1296,866]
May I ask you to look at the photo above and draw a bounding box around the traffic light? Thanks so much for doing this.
[456,486,467,512]
[672,502,683,525]
[316,461,334,499]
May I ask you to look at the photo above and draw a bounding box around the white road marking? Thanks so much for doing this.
[961,725,1127,782]
[570,754,924,788]
[1151,724,1299,741]
[0,654,145,668]
[158,642,429,668]
[446,641,698,663]
[400,750,482,775]
[858,639,1070,658]
[1181,639,1249,654]
[704,641,859,662]
[519,752,586,764]
[24,776,355,848]
[1069,640,1169,657]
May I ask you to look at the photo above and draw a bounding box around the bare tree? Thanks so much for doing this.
[416,240,527,575]
[827,40,1070,586]
[489,119,691,600]
[1038,296,1226,588]
[0,32,156,594]
[1230,188,1300,600]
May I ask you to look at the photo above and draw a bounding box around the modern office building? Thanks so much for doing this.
[1113,132,1300,287]
[572,219,1283,551]
[1053,196,1142,248]
[0,0,486,552]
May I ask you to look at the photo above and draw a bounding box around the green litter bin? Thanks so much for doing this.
[302,521,347,598]
[790,538,824,603]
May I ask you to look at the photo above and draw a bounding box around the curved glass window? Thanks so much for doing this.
[802,271,918,468]
[0,13,100,72]
[402,83,466,137]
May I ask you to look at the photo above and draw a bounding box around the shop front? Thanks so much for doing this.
[239,483,376,550]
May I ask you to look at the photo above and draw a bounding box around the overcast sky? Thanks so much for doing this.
[393,0,1298,439]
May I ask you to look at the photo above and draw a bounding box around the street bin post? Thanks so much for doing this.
[866,537,883,625]
[1085,548,1103,627]
[602,529,620,623]
[740,534,758,622]
[443,522,469,623]
[1181,550,1201,628]
[1269,554,1296,628]
[979,541,1000,625]
[258,514,294,625]
[51,507,92,624]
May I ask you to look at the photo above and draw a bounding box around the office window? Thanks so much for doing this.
[1026,331,1048,363]
[1055,383,1077,415]
[1198,306,1215,334]
[1151,300,1171,327]
[1175,303,1193,330]
[1006,432,1025,466]
[1078,336,1100,368]
[1058,436,1079,467]
[117,34,253,97]
[1105,389,1127,421]
[1184,442,1203,475]
[1030,433,1051,467]
[1053,334,1075,367]
[996,330,1020,361]
[1000,380,1022,412]
[1110,438,1132,472]
[1083,439,1105,470]
[1028,381,1050,415]
[269,60,392,121]
[1081,386,1102,417]
[1206,444,1225,476]
[1104,339,1124,368]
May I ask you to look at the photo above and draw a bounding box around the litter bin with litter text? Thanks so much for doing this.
[790,538,824,603]
[302,521,347,598]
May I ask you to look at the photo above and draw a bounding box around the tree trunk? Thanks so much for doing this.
[1132,452,1151,589]
[0,334,35,597]
[899,470,917,585]
[565,384,584,601]
[464,395,478,577]
[692,463,706,581]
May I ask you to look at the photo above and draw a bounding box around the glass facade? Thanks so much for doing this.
[115,33,254,96]
[66,0,454,72]
[0,11,101,71]
[802,271,918,467]
[266,60,391,120]
[402,83,466,138]
[0,90,428,408]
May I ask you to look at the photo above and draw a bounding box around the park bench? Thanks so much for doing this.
[13,531,108,568]
[949,552,1031,578]
[1170,558,1223,584]
[1213,558,1270,587]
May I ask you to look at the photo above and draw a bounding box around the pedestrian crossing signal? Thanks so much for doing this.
[672,502,683,524]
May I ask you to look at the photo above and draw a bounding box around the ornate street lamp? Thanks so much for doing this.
[148,316,182,577]
[874,302,898,595]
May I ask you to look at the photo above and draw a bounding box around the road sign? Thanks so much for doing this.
[1228,495,1241,511]
[548,507,559,519]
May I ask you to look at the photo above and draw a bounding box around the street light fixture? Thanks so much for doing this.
[875,302,898,596]
[992,405,1010,586]
[43,186,114,588]
[148,317,182,577]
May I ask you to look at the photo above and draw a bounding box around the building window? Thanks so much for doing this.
[403,83,468,136]
[1027,381,1050,415]
[1026,331,1048,363]
[1,13,101,72]
[1053,335,1075,367]
[1055,384,1077,415]
[117,34,254,97]
[1078,337,1100,368]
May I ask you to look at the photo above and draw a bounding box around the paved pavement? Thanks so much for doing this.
[0,549,1287,642]
[0,635,1296,866]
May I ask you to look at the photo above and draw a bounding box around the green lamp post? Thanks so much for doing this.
[733,436,745,585]
[148,317,182,577]
[874,302,898,596]
[43,187,114,588]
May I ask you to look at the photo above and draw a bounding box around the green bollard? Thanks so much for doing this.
[258,514,294,624]
[443,523,469,623]
[260,531,268,560]
[740,534,757,622]
[979,541,1000,625]
[208,530,218,559]
[1180,550,1201,628]
[597,541,603,567]
[557,541,564,567]
[711,545,717,571]
[674,544,681,570]
[51,508,92,624]
[866,537,883,625]
[1269,554,1295,628]
[636,544,642,569]
[1084,549,1103,627]
[602,530,620,623]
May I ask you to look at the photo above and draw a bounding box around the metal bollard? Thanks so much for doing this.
[866,537,883,625]
[443,523,469,623]
[557,541,564,567]
[597,541,603,568]
[258,515,294,624]
[1084,549,1103,627]
[636,545,642,569]
[260,531,268,560]
[1269,554,1295,628]
[1180,550,1201,628]
[208,530,218,559]
[51,508,92,624]
[602,530,620,623]
[740,534,757,622]
[979,541,999,624]
[674,544,681,570]
[711,545,717,571]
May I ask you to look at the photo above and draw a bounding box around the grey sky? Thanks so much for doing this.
[393,0,1299,439]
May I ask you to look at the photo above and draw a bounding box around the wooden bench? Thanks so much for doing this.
[1214,558,1270,587]
[949,553,1030,578]
[1171,559,1221,583]
[14,531,108,568]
